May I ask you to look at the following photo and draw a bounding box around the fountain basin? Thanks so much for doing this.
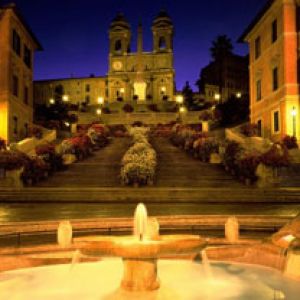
[75,235,206,258]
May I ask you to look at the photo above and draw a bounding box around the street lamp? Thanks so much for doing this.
[179,106,186,113]
[49,98,55,105]
[236,92,242,99]
[291,107,297,137]
[97,97,104,105]
[96,108,102,115]
[62,95,69,102]
[176,95,184,104]
[214,93,221,101]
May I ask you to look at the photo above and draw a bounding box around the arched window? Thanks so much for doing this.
[159,37,167,50]
[115,40,122,52]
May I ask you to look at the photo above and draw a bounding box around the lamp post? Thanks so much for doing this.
[175,95,184,123]
[62,95,69,102]
[291,107,297,137]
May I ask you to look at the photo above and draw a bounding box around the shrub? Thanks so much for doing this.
[236,154,260,182]
[282,135,298,150]
[260,144,289,168]
[240,123,258,137]
[0,139,6,151]
[222,141,243,171]
[123,104,134,113]
[197,140,219,162]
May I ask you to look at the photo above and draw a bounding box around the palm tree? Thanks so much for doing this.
[209,35,233,103]
[210,35,233,61]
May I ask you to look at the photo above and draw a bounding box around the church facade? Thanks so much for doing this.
[34,11,175,106]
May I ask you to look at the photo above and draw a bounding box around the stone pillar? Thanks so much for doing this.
[121,258,160,291]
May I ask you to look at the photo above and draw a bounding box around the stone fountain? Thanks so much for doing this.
[75,203,206,292]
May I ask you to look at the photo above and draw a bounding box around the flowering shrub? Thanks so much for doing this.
[221,140,243,172]
[282,135,298,150]
[35,143,64,173]
[196,139,219,162]
[240,123,258,137]
[260,144,289,168]
[0,151,26,171]
[108,125,128,137]
[236,153,260,182]
[121,127,157,186]
[0,139,6,151]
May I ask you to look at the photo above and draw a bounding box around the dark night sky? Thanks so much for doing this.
[3,0,266,90]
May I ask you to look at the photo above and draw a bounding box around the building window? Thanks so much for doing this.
[24,86,29,104]
[255,37,261,59]
[273,67,278,91]
[24,123,29,137]
[273,111,280,133]
[159,37,167,50]
[115,40,122,52]
[85,95,90,103]
[257,119,262,137]
[13,116,18,135]
[256,79,262,101]
[12,75,19,97]
[12,29,21,56]
[272,19,278,43]
[85,84,90,92]
[24,45,32,68]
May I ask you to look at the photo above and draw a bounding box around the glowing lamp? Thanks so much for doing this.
[96,109,102,115]
[179,106,186,113]
[49,98,55,105]
[176,95,184,104]
[161,86,166,93]
[62,95,69,102]
[236,92,242,99]
[64,122,70,127]
[120,88,125,94]
[291,107,297,117]
[97,97,104,105]
[214,93,221,101]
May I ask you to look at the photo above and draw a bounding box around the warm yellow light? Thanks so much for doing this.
[49,98,55,105]
[97,97,104,105]
[64,122,70,127]
[236,92,242,99]
[291,107,297,117]
[179,106,186,113]
[161,86,166,93]
[96,109,102,115]
[282,234,296,243]
[214,93,221,101]
[120,88,125,94]
[62,95,69,102]
[176,95,184,104]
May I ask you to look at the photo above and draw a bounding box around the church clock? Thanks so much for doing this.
[113,61,123,71]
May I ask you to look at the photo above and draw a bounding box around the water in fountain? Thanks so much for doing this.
[133,203,148,241]
[201,249,213,280]
[70,250,81,271]
[57,220,73,248]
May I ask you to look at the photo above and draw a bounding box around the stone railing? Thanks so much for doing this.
[12,128,57,156]
[225,127,272,153]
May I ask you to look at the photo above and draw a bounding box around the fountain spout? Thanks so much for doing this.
[134,203,148,241]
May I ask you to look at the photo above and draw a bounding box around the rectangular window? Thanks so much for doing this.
[24,86,29,104]
[273,111,280,133]
[85,84,90,92]
[24,45,32,68]
[256,79,262,101]
[12,75,19,97]
[273,67,278,91]
[24,123,29,137]
[12,29,21,56]
[272,19,278,43]
[257,119,262,137]
[255,37,261,59]
[13,116,18,135]
[85,95,90,103]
